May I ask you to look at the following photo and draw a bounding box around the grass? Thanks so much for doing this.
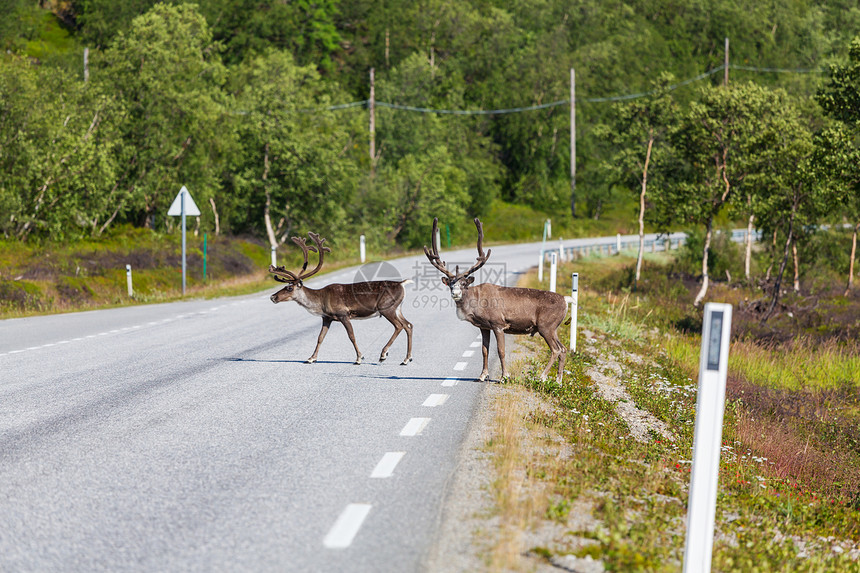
[0,225,371,319]
[482,251,860,572]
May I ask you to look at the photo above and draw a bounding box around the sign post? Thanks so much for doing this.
[683,303,733,573]
[167,185,201,296]
[569,273,578,352]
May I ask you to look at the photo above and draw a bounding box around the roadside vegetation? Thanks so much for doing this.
[483,248,860,572]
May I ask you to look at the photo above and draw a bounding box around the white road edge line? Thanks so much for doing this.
[422,394,449,407]
[370,452,405,478]
[323,503,372,549]
[399,417,430,436]
[453,362,468,371]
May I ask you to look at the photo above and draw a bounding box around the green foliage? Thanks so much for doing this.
[226,49,360,243]
[4,0,860,257]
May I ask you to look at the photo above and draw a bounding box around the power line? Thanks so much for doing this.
[731,65,825,74]
[247,62,826,116]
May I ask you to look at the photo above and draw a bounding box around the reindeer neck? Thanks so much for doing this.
[293,285,325,315]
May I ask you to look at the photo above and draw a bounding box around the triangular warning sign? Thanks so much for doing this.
[167,185,201,216]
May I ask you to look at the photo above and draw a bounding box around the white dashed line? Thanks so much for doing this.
[422,394,449,407]
[453,362,468,371]
[323,504,372,549]
[462,350,475,358]
[399,417,430,436]
[442,377,459,387]
[370,452,405,478]
[470,341,481,348]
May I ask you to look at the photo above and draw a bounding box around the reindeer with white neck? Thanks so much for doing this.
[424,218,570,383]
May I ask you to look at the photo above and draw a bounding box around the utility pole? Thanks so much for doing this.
[570,67,576,218]
[369,67,376,177]
[724,37,729,87]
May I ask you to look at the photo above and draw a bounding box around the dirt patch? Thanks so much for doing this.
[581,330,676,444]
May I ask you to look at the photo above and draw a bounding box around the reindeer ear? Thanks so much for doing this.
[464,276,475,286]
[441,277,450,286]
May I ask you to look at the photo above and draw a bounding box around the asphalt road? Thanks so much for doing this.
[0,232,678,572]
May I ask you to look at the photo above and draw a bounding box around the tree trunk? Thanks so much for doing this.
[635,137,653,286]
[693,218,713,307]
[744,198,754,280]
[262,143,278,249]
[763,197,798,322]
[209,197,220,236]
[765,228,777,281]
[792,240,800,293]
[846,221,859,296]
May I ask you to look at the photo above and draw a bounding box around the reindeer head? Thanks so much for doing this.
[269,232,331,303]
[424,217,491,302]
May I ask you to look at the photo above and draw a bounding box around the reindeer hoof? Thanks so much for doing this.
[478,372,488,382]
[305,357,317,364]
[354,356,363,365]
[400,357,413,366]
[379,351,388,362]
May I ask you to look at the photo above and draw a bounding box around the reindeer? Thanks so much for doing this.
[269,232,413,365]
[424,218,571,383]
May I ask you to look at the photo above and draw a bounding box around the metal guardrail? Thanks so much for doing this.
[542,228,764,262]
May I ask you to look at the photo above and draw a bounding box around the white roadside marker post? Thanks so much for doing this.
[569,273,578,352]
[360,234,366,263]
[683,302,733,573]
[549,252,557,292]
[538,252,544,282]
[616,233,622,255]
[271,245,277,267]
[126,264,133,297]
[559,240,565,263]
[539,219,549,282]
[435,227,441,254]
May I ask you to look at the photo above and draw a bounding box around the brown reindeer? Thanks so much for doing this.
[424,218,570,382]
[270,232,413,365]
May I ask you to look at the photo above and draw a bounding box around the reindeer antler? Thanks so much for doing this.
[269,265,300,283]
[423,218,455,279]
[462,218,492,278]
[268,231,332,284]
[423,217,492,281]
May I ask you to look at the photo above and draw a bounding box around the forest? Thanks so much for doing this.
[2,0,860,304]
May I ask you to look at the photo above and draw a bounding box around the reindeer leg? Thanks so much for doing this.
[554,332,567,384]
[494,328,508,381]
[340,317,363,365]
[537,327,562,382]
[399,306,413,365]
[378,308,402,363]
[478,328,491,382]
[307,317,333,363]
